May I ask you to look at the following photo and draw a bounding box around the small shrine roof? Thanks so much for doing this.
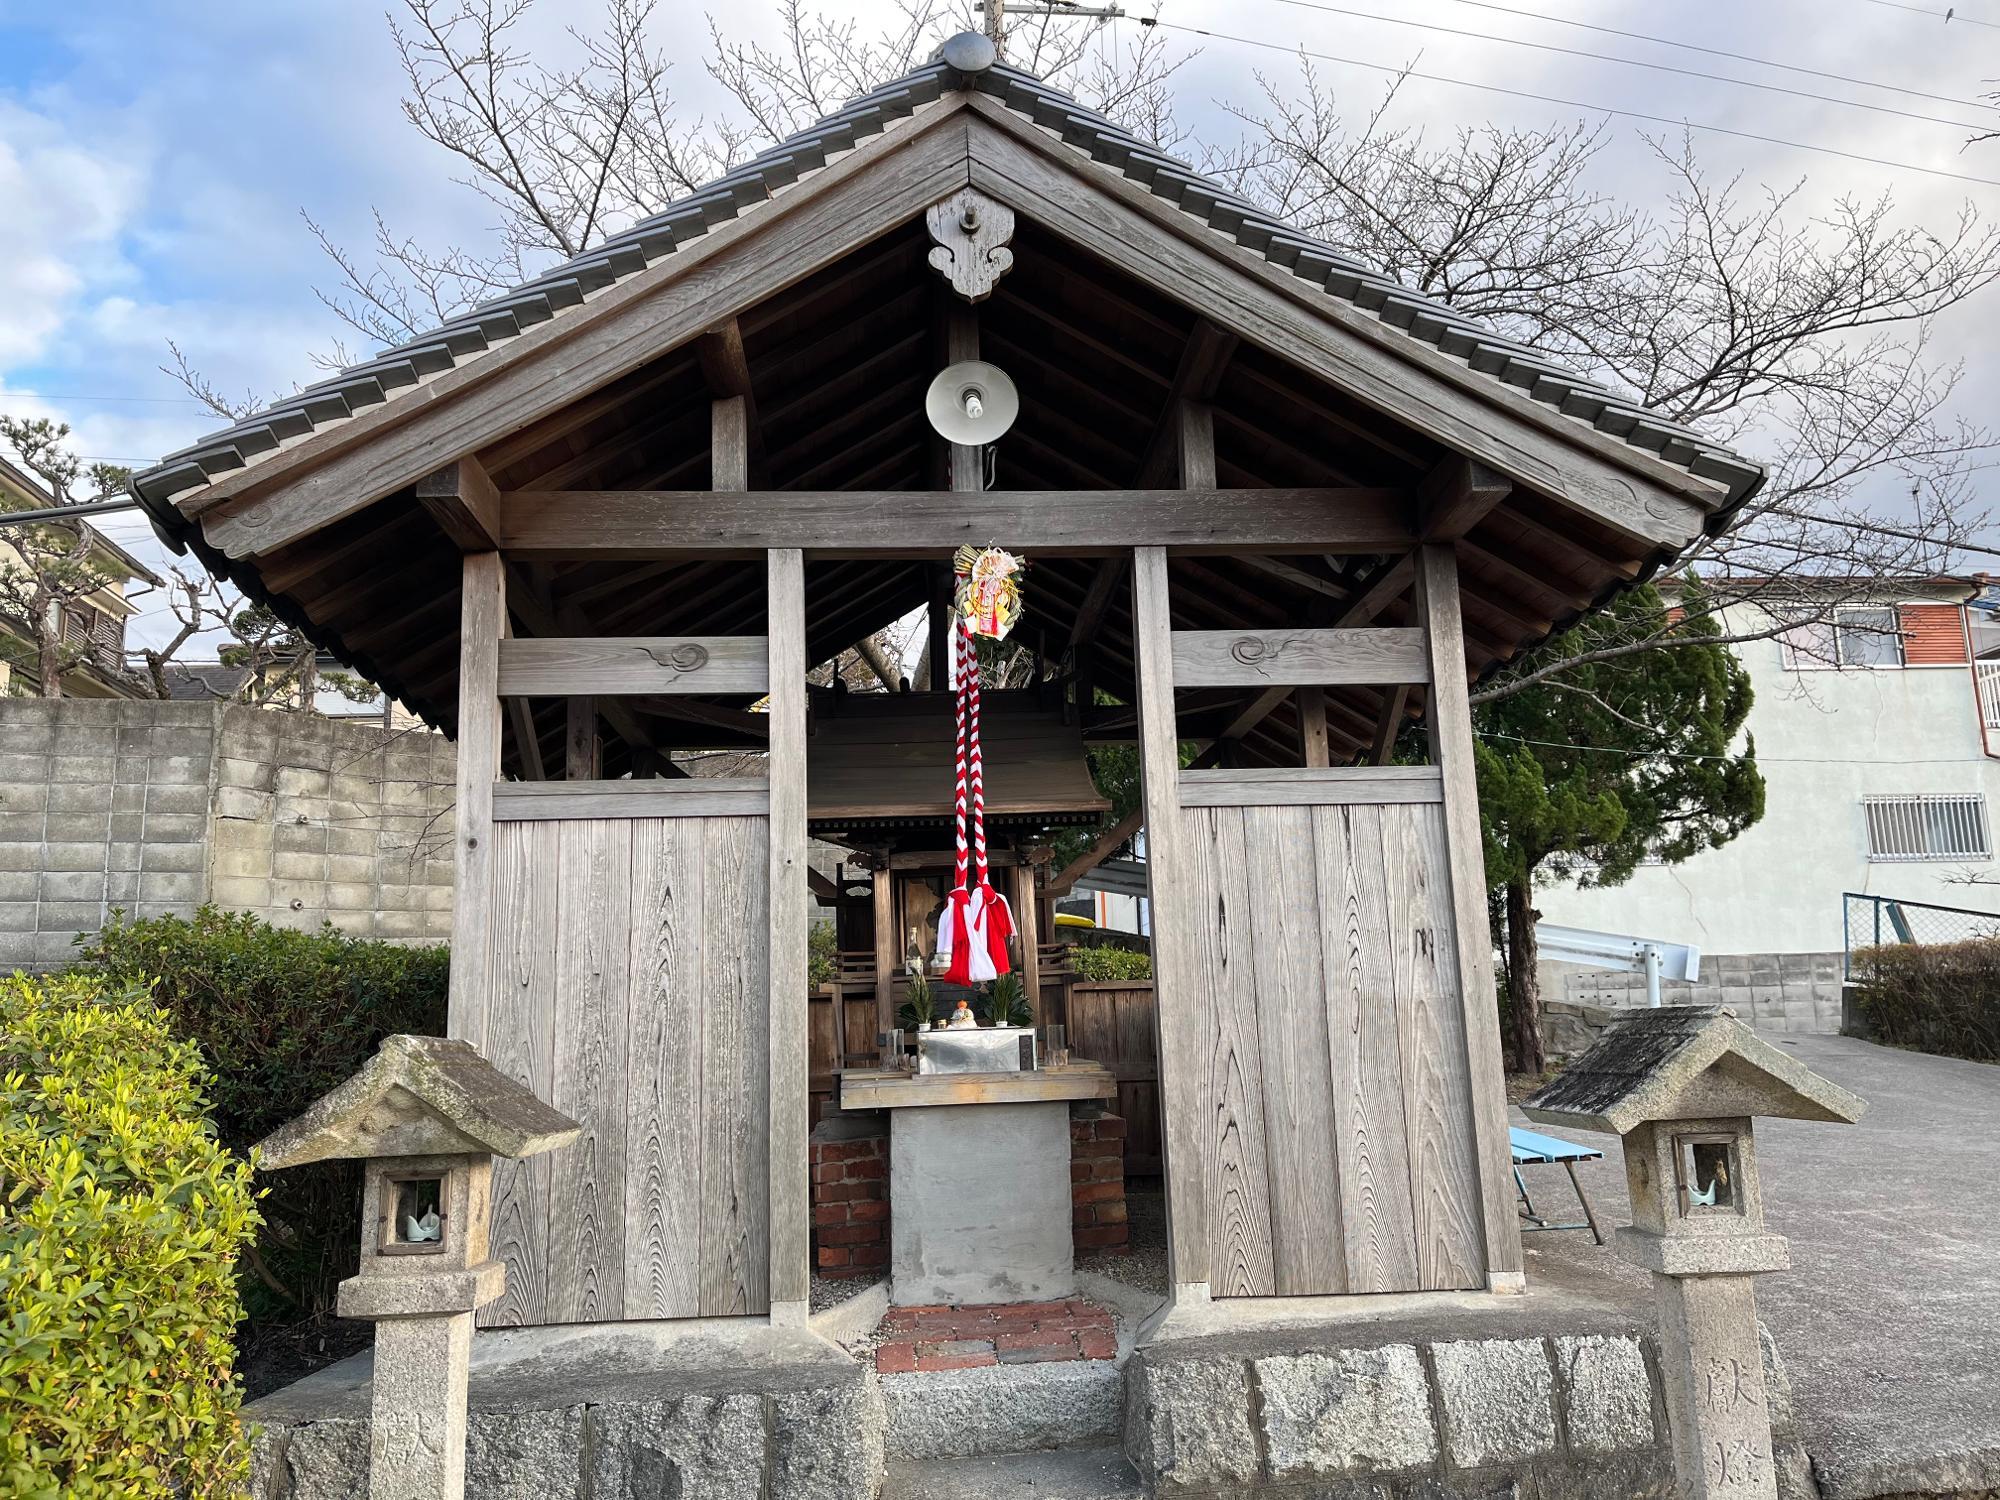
[256,1034,580,1169]
[1523,1005,1866,1136]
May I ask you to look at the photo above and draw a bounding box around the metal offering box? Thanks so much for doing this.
[916,1026,1038,1075]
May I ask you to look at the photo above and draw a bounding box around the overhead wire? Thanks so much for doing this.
[1254,0,1995,130]
[1140,20,2000,188]
[1431,0,1996,110]
[1855,0,2000,29]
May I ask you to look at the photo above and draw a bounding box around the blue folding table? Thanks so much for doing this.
[1510,1126,1607,1244]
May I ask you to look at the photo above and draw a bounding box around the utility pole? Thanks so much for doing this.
[984,0,1005,53]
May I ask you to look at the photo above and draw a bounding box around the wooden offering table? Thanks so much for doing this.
[839,1062,1115,1307]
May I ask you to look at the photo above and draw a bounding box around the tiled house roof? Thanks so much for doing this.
[130,46,1762,525]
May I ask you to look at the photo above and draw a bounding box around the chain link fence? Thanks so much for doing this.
[1842,891,2000,977]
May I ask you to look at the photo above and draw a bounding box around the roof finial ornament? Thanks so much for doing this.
[927,187,1016,303]
[939,31,998,75]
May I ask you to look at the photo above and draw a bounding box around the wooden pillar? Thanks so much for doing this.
[1414,543,1526,1289]
[947,305,983,493]
[1297,686,1330,768]
[449,552,505,1045]
[1132,544,1210,1300]
[766,545,810,1315]
[1010,861,1042,1024]
[873,866,898,1048]
[565,698,599,779]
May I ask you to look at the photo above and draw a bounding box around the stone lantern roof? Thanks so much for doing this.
[256,1034,579,1169]
[1523,1005,1867,1136]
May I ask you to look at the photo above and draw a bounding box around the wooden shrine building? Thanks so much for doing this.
[131,36,1760,1328]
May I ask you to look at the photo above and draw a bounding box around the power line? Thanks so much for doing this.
[1434,0,1995,110]
[0,391,210,406]
[1254,0,1993,131]
[1480,730,1995,765]
[1856,0,2000,29]
[1143,20,2000,188]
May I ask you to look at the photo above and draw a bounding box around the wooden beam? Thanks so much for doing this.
[1131,545,1209,1294]
[1178,764,1442,807]
[1298,686,1330,768]
[1369,684,1410,765]
[498,637,770,697]
[712,395,751,493]
[1418,455,1513,543]
[1170,627,1430,689]
[947,304,983,494]
[496,488,1414,559]
[1066,556,1125,653]
[962,98,1722,550]
[414,457,503,551]
[499,616,546,781]
[1047,806,1143,896]
[1176,400,1218,490]
[190,103,974,558]
[448,552,505,1045]
[502,564,662,765]
[767,546,810,1312]
[565,697,600,779]
[1010,862,1043,1026]
[1414,543,1524,1289]
[493,777,769,821]
[1137,322,1238,486]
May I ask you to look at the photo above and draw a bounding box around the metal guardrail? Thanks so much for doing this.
[1842,890,2000,977]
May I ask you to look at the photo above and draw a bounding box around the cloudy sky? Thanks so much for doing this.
[2,0,1997,648]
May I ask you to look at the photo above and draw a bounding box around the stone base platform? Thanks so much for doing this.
[247,1259,1817,1500]
[1122,1256,1813,1499]
[245,1317,883,1500]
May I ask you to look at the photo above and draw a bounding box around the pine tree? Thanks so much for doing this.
[1475,580,1764,1074]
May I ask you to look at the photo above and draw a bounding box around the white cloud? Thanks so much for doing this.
[0,102,144,366]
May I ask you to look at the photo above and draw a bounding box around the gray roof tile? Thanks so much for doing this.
[132,45,1761,519]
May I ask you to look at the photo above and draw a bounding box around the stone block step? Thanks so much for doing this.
[882,1358,1123,1460]
[880,1446,1143,1499]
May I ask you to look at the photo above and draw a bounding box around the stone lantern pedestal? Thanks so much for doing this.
[1526,1006,1864,1500]
[256,1035,579,1500]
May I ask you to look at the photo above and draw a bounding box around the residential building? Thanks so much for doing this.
[0,454,158,698]
[1537,576,2000,1030]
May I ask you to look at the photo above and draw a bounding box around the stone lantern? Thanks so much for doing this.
[1525,1006,1864,1500]
[256,1035,578,1500]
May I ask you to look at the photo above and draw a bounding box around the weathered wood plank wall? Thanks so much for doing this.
[478,812,772,1326]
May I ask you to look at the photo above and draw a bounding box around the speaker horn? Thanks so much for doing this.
[925,360,1020,446]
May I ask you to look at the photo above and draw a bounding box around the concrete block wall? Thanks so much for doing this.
[1553,951,1846,1035]
[0,698,456,971]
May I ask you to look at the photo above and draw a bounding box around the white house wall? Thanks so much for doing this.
[1537,602,2000,961]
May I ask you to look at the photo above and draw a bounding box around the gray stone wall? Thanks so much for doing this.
[1545,951,1846,1035]
[0,698,456,970]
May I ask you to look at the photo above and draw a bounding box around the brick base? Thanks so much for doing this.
[810,1117,890,1278]
[1070,1104,1130,1254]
[874,1298,1117,1372]
[809,1103,1129,1278]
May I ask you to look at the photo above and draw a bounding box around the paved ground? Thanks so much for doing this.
[1519,1034,2000,1499]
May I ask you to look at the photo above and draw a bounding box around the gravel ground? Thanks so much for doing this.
[1077,1181,1167,1298]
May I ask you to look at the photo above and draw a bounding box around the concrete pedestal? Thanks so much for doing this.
[890,1099,1073,1306]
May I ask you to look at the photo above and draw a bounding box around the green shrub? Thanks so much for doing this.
[808,921,838,989]
[979,971,1032,1027]
[1068,945,1153,983]
[0,971,260,1498]
[69,908,448,1318]
[1850,939,2000,1061]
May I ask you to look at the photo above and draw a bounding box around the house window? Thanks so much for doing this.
[1779,606,1904,669]
[1862,794,1991,862]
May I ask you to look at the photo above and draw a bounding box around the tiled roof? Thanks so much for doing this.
[131,42,1763,524]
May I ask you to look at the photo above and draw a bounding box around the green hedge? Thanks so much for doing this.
[69,909,448,1319]
[1850,940,2000,1061]
[1068,945,1153,983]
[0,972,260,1498]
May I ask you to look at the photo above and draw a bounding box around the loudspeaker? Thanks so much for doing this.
[924,360,1020,446]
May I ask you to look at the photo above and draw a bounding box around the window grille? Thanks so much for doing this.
[1862,794,1991,862]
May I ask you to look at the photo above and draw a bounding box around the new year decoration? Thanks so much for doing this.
[935,546,1027,986]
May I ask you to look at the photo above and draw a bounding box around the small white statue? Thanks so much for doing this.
[947,997,978,1029]
[403,1207,441,1243]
